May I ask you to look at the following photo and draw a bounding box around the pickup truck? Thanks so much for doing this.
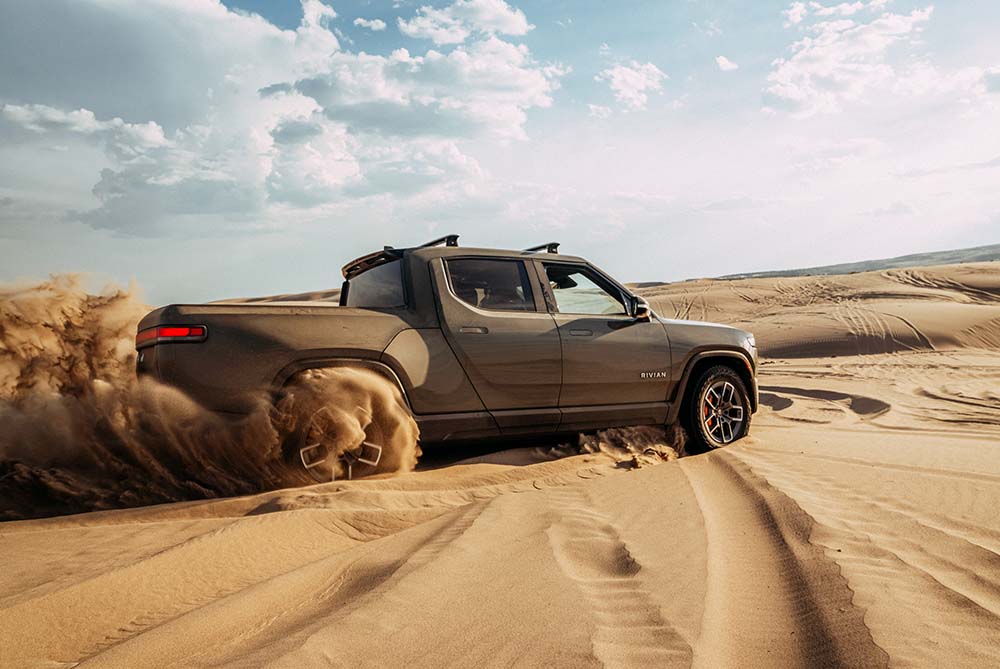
[136,235,758,475]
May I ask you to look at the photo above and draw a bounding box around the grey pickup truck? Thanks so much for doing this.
[137,235,758,471]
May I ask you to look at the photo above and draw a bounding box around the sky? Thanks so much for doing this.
[0,0,998,304]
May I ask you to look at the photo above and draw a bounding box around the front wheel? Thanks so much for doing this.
[683,365,751,451]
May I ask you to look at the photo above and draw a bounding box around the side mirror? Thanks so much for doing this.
[632,296,652,321]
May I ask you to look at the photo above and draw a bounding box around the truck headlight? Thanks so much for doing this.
[746,333,756,349]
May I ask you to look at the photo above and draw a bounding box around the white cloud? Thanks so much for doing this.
[397,0,532,45]
[786,1,899,28]
[296,37,567,141]
[588,104,612,119]
[598,42,611,56]
[783,2,808,26]
[354,17,387,31]
[595,61,666,110]
[301,0,337,25]
[810,2,866,17]
[768,5,998,120]
[399,11,468,45]
[0,0,340,134]
[265,115,361,206]
[765,7,935,116]
[0,104,168,160]
[715,55,739,71]
[0,0,563,234]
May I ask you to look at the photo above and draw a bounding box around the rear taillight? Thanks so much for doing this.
[135,325,208,349]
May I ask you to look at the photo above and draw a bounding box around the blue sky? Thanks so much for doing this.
[1,0,998,304]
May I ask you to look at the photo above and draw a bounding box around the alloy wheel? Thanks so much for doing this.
[701,380,745,445]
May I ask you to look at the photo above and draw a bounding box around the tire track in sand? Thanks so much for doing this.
[75,499,494,667]
[545,487,692,667]
[736,448,1000,665]
[680,450,888,668]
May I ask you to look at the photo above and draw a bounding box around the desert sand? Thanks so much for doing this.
[1,262,999,667]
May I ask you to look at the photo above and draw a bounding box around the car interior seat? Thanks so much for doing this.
[480,286,526,310]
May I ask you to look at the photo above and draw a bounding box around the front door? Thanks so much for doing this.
[538,261,671,430]
[433,257,562,433]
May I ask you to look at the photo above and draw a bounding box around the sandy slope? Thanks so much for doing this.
[2,263,1000,667]
[641,262,1000,357]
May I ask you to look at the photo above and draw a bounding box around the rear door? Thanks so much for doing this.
[537,261,671,430]
[433,257,562,433]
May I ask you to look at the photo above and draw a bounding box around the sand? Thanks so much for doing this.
[1,262,999,667]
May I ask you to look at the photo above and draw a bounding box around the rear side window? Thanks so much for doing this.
[446,259,535,312]
[345,260,405,308]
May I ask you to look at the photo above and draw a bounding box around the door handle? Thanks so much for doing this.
[569,329,593,337]
[459,326,489,334]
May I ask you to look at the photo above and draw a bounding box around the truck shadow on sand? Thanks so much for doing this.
[760,385,891,419]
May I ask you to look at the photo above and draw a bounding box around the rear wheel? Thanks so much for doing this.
[292,406,384,483]
[274,366,421,484]
[683,365,751,451]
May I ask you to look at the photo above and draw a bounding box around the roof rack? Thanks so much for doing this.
[383,234,458,252]
[346,234,460,279]
[342,250,397,279]
[419,234,460,248]
[524,242,560,254]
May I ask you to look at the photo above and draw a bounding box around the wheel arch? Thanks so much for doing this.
[668,350,756,424]
[271,357,413,412]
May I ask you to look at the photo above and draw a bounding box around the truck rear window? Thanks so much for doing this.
[344,259,405,308]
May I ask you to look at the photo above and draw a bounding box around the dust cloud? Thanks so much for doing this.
[0,276,419,520]
[576,425,686,468]
[273,367,421,481]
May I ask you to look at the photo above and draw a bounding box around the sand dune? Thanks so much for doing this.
[715,241,1000,279]
[2,262,1000,667]
[641,263,1000,358]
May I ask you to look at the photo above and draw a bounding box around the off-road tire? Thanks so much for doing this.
[287,409,387,483]
[683,365,751,452]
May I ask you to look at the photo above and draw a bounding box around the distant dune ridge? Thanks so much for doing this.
[1,258,999,667]
[212,287,341,304]
[632,241,1000,285]
[721,241,1000,279]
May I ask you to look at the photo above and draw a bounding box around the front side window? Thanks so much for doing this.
[446,258,535,312]
[345,259,405,308]
[544,264,627,315]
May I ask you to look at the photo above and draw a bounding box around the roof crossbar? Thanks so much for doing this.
[419,234,460,248]
[524,242,560,254]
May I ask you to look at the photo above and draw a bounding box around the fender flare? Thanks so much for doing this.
[667,349,757,424]
[271,357,414,412]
